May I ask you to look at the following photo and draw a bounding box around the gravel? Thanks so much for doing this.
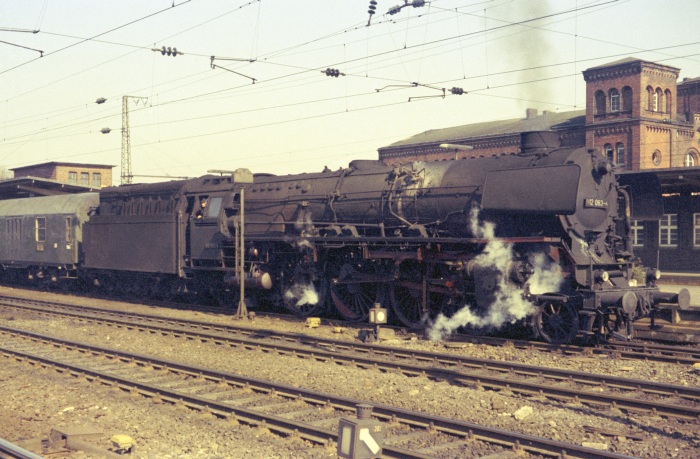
[0,285,698,458]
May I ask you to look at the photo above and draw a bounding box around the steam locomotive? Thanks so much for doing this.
[0,131,689,344]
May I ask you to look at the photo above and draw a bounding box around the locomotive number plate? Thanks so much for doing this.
[583,198,608,208]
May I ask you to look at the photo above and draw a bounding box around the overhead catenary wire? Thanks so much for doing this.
[2,0,698,176]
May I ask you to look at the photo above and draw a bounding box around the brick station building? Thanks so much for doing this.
[378,57,700,274]
[10,162,114,189]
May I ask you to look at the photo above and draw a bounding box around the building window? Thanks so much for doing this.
[665,89,672,114]
[80,172,89,186]
[686,151,697,167]
[659,214,677,247]
[604,144,614,163]
[656,88,663,112]
[35,217,46,243]
[615,143,625,167]
[92,173,101,188]
[694,214,700,247]
[609,89,620,112]
[652,150,662,166]
[647,86,654,111]
[622,86,633,112]
[631,220,645,247]
[595,90,606,115]
[68,171,77,184]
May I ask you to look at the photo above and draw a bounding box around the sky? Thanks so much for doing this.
[1,0,699,183]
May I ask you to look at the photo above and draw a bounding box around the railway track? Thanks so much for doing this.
[2,296,699,422]
[0,438,44,459]
[0,326,643,459]
[2,294,699,365]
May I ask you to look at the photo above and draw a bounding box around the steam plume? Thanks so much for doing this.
[428,208,561,340]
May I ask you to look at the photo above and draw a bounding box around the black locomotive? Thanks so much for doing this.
[0,131,689,344]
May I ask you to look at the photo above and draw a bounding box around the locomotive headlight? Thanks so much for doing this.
[594,270,609,283]
[597,161,612,175]
[647,268,662,281]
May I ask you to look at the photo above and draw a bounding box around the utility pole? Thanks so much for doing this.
[121,96,148,184]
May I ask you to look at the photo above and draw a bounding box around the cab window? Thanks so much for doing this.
[207,197,223,218]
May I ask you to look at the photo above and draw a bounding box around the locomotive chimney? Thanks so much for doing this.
[519,131,560,155]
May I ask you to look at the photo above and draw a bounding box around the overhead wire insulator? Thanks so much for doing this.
[158,46,180,56]
[411,0,426,7]
[368,0,378,15]
[324,68,342,77]
[367,0,378,25]
[450,87,465,95]
[388,5,402,15]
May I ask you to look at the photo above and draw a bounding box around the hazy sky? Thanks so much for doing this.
[2,0,699,182]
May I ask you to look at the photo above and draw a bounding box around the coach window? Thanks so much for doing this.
[659,214,677,247]
[68,171,78,184]
[92,173,101,188]
[65,217,72,242]
[35,217,46,243]
[631,220,645,248]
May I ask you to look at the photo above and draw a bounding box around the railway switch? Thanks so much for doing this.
[337,404,383,459]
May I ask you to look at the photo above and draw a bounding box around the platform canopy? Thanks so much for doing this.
[0,176,98,200]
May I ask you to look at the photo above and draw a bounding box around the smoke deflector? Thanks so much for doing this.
[481,165,580,215]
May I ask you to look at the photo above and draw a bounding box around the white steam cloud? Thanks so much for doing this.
[428,208,562,341]
[284,284,319,306]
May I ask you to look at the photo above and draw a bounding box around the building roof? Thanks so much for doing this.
[381,109,585,150]
[0,176,99,200]
[10,161,115,172]
[583,57,680,73]
[619,167,700,194]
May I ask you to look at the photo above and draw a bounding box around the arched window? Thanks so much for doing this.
[609,89,620,112]
[594,90,606,115]
[665,89,672,114]
[686,150,699,167]
[622,86,633,112]
[604,144,614,163]
[656,88,663,112]
[647,86,655,111]
[652,150,662,166]
[616,143,625,167]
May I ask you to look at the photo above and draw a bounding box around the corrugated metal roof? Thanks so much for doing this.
[0,176,99,200]
[0,192,99,216]
[382,110,585,149]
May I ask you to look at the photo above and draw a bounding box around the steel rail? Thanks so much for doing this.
[0,326,638,459]
[2,294,698,364]
[0,438,45,459]
[2,300,700,420]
